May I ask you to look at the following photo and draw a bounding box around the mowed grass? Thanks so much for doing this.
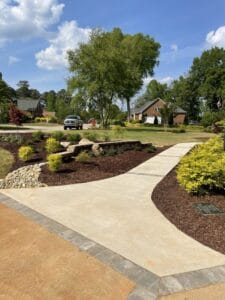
[78,127,216,146]
[0,148,14,179]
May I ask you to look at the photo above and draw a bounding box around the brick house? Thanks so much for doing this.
[17,99,43,118]
[131,98,186,125]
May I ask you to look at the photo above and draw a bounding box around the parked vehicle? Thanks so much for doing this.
[63,115,83,130]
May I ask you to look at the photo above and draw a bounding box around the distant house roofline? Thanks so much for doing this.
[132,98,186,114]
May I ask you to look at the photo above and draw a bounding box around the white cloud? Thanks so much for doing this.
[206,26,225,48]
[170,44,178,52]
[8,56,21,65]
[159,76,173,85]
[0,0,64,45]
[35,21,91,70]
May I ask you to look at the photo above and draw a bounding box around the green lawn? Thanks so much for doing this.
[0,148,14,179]
[79,127,215,146]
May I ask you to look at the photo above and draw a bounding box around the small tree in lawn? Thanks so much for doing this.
[9,104,23,126]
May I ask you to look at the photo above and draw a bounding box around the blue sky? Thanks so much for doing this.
[0,0,225,94]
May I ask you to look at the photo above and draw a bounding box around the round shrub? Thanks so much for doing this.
[32,130,44,142]
[18,146,34,161]
[45,137,60,154]
[177,136,225,194]
[47,154,62,172]
[76,151,90,163]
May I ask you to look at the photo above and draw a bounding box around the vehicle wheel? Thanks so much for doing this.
[64,126,67,130]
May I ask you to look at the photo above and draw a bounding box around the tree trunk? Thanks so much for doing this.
[126,98,131,121]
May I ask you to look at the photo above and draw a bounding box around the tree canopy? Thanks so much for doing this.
[189,47,225,110]
[67,28,160,126]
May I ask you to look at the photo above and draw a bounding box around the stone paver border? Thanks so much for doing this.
[1,192,225,299]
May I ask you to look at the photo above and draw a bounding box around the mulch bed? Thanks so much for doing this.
[39,147,168,186]
[0,133,48,172]
[0,133,168,186]
[152,169,225,255]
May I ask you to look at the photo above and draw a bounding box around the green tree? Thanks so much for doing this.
[16,80,30,98]
[68,28,160,126]
[55,89,72,122]
[118,34,160,120]
[45,90,57,111]
[68,28,124,128]
[189,47,225,110]
[29,88,40,99]
[170,76,200,120]
[146,80,168,100]
[159,103,174,130]
[135,79,169,108]
[0,73,15,102]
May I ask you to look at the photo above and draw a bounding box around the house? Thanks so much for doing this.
[17,98,43,118]
[131,98,186,125]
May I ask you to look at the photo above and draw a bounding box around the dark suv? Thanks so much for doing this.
[63,115,83,130]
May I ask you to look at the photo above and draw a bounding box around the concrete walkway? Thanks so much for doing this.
[2,142,225,279]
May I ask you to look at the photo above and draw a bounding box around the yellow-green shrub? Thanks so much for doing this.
[45,137,60,153]
[18,146,34,161]
[47,154,62,172]
[76,151,90,163]
[177,136,225,194]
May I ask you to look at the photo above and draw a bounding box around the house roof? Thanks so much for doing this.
[173,107,186,114]
[17,99,41,111]
[133,98,164,114]
[132,98,186,114]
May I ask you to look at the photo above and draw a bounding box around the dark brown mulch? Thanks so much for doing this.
[39,147,168,186]
[152,169,225,255]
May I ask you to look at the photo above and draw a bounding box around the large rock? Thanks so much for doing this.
[60,141,71,148]
[92,143,103,156]
[78,138,94,145]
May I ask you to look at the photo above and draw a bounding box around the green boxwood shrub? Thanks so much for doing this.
[45,137,60,154]
[177,136,225,194]
[32,130,44,142]
[18,146,34,161]
[47,154,62,172]
[76,151,90,162]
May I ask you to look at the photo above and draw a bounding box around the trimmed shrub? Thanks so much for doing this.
[66,132,81,143]
[47,154,62,172]
[18,146,34,161]
[177,136,225,194]
[83,132,99,142]
[76,151,90,162]
[51,131,65,141]
[45,137,60,154]
[32,130,44,142]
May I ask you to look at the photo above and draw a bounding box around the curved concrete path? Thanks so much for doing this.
[2,143,225,278]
